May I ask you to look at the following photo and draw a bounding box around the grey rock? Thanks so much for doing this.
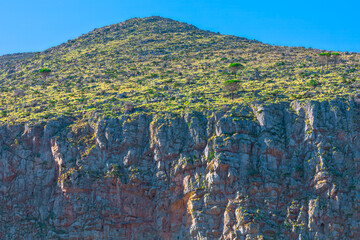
[0,100,359,239]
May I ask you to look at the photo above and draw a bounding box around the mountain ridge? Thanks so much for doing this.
[43,16,254,55]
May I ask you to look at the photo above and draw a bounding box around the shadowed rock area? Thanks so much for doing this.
[1,100,359,239]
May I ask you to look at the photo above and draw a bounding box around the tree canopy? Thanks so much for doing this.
[228,63,244,77]
[39,68,52,73]
[228,63,243,68]
[39,68,52,78]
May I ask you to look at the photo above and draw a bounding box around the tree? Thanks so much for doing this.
[39,68,51,79]
[318,53,327,68]
[318,52,341,68]
[224,79,240,99]
[318,53,331,68]
[331,53,341,66]
[228,63,244,77]
[324,53,332,67]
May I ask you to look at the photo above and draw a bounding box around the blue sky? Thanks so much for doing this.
[0,0,359,55]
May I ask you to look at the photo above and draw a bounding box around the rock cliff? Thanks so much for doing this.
[1,100,359,239]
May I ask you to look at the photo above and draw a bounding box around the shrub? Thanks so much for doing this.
[207,151,215,162]
[307,79,318,87]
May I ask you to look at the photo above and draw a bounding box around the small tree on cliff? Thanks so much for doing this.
[39,68,51,79]
[228,63,244,77]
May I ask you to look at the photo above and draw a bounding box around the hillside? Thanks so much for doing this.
[0,17,359,240]
[0,16,359,124]
[0,52,35,66]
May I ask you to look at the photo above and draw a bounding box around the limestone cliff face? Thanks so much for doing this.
[1,100,359,240]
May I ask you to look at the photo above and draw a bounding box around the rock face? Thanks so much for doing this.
[0,100,359,239]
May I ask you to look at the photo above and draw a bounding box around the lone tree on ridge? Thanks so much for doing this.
[332,52,341,66]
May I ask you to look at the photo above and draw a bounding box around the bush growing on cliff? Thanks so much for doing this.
[207,151,215,162]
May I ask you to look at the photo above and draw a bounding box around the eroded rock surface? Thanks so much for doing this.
[1,100,359,239]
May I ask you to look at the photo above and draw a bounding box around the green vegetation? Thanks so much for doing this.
[224,79,241,99]
[39,68,51,73]
[224,79,241,84]
[228,63,244,77]
[229,63,242,68]
[207,151,215,162]
[0,16,359,125]
[307,79,318,87]
[39,68,52,78]
[318,52,342,67]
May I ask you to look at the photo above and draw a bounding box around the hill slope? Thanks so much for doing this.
[0,16,359,124]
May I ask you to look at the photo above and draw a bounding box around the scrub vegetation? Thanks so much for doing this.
[0,16,359,125]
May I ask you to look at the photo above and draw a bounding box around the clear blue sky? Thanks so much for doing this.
[1,0,359,56]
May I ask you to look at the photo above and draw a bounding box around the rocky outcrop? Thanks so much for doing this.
[1,100,359,239]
